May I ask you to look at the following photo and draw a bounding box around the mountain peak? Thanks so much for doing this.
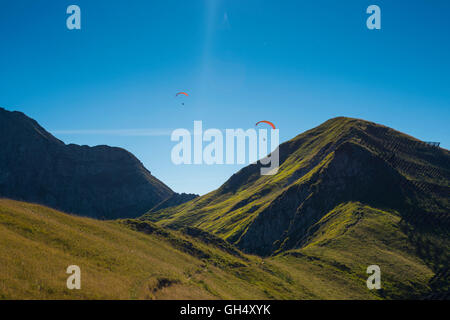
[0,107,174,219]
[144,117,449,258]
[0,107,65,146]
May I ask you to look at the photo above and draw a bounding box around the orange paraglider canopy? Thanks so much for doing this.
[255,120,276,130]
[176,92,189,97]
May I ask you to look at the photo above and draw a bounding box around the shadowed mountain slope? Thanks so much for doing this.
[148,193,199,213]
[0,107,173,219]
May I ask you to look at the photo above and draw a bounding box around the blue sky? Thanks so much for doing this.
[1,0,449,195]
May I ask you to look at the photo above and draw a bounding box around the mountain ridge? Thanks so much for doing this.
[0,114,448,299]
[0,107,174,219]
[142,117,449,282]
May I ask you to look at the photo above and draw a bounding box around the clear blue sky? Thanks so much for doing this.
[1,0,449,195]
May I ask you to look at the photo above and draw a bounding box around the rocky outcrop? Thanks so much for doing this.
[0,107,174,219]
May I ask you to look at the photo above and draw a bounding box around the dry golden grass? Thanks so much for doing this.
[0,199,435,299]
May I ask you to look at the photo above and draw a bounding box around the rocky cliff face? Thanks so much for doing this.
[0,107,174,219]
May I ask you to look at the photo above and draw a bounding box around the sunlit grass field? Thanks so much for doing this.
[0,198,436,299]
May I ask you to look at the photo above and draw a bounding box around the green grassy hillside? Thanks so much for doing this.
[0,198,439,299]
[0,198,290,299]
[138,117,449,298]
[273,202,434,299]
[142,118,449,256]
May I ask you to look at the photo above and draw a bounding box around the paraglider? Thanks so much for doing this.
[176,92,189,106]
[255,120,276,130]
[255,120,276,142]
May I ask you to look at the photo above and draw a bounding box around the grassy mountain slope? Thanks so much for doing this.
[273,202,434,299]
[142,117,449,255]
[140,117,449,298]
[0,198,437,299]
[0,198,287,299]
